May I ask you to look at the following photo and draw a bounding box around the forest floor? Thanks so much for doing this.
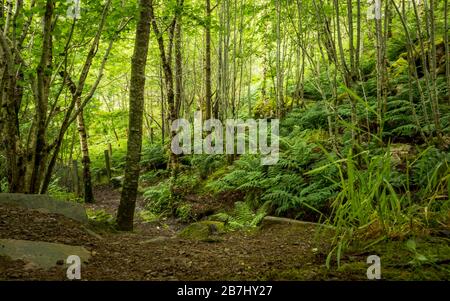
[1,187,449,280]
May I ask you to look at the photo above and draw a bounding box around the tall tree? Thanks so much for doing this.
[116,0,152,231]
[445,0,450,104]
[41,0,118,194]
[59,1,114,202]
[149,0,184,169]
[205,0,212,120]
[28,0,54,193]
[0,0,122,194]
[275,0,284,118]
[175,0,183,119]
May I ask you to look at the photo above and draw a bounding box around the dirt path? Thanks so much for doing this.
[0,187,343,280]
[2,187,449,280]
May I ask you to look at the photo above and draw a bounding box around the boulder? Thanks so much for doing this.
[0,193,88,224]
[0,239,91,270]
[178,221,225,241]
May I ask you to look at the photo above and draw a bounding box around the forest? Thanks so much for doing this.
[0,0,449,281]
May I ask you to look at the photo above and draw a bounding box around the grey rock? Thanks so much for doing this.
[0,193,88,224]
[0,239,91,270]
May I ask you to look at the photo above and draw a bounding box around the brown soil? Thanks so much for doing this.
[0,188,336,281]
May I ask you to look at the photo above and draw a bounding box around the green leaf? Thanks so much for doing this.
[406,239,416,252]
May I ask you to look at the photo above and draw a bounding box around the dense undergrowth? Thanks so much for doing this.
[136,45,450,267]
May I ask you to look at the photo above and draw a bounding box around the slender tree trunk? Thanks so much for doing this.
[149,0,183,170]
[0,2,4,28]
[295,0,306,109]
[392,0,431,133]
[375,0,384,139]
[40,0,115,194]
[428,0,443,142]
[3,0,12,34]
[236,0,244,115]
[205,0,212,120]
[347,0,355,78]
[261,54,268,106]
[445,0,450,105]
[334,0,357,145]
[117,0,152,231]
[411,0,442,141]
[29,0,54,194]
[75,98,94,203]
[355,0,361,74]
[175,4,183,119]
[159,63,165,145]
[216,0,223,120]
[276,0,284,117]
[0,28,25,192]
[231,0,237,118]
[223,0,230,119]
[247,55,252,117]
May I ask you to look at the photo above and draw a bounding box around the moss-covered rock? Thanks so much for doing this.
[390,56,409,78]
[178,221,225,241]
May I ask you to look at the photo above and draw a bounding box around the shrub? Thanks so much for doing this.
[141,144,168,170]
[210,201,268,230]
[190,155,227,180]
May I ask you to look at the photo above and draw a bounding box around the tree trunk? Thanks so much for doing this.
[375,0,384,138]
[175,5,183,119]
[0,30,25,193]
[355,0,361,74]
[75,98,94,203]
[159,62,165,145]
[411,0,441,141]
[116,0,152,231]
[445,0,450,105]
[29,0,54,194]
[347,0,355,78]
[428,0,443,143]
[216,0,223,120]
[149,0,184,170]
[276,0,284,118]
[205,0,212,120]
[40,0,115,194]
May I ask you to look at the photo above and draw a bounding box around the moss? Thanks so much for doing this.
[337,262,367,273]
[175,203,194,223]
[327,236,450,280]
[178,221,225,241]
[337,93,349,103]
[390,57,409,78]
[139,210,160,223]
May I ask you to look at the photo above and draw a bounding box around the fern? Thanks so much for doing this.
[210,201,269,230]
[143,182,173,214]
[391,124,420,136]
